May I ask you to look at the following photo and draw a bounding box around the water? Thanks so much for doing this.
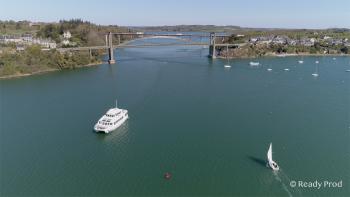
[1,40,350,196]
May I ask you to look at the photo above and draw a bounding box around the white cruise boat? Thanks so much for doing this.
[94,100,128,133]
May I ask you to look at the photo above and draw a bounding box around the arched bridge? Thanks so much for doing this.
[57,32,245,64]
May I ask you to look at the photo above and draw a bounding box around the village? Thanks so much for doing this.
[0,31,75,52]
[247,34,350,48]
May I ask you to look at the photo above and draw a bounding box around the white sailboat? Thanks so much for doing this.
[267,143,279,171]
[224,45,231,68]
[312,63,319,77]
[298,56,304,64]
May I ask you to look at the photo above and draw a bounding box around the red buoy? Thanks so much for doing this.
[164,172,172,180]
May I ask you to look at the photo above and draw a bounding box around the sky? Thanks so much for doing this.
[0,0,349,29]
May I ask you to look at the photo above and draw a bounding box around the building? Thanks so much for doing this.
[62,39,70,45]
[16,45,25,51]
[63,31,72,39]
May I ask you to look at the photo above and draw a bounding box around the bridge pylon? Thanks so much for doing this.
[209,32,216,59]
[107,32,115,64]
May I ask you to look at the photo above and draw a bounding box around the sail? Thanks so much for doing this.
[267,143,273,162]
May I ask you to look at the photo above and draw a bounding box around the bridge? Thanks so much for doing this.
[57,32,244,64]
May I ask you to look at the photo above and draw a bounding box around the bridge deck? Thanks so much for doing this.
[57,43,244,52]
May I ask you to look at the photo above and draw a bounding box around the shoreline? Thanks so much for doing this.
[0,61,104,80]
[217,53,350,59]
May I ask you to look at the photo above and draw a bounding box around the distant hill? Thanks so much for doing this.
[129,25,350,34]
[128,25,242,32]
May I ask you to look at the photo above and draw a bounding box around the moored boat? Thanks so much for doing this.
[249,62,260,66]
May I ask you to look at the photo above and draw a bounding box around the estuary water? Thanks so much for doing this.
[1,40,349,196]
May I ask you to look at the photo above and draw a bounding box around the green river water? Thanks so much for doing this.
[1,41,349,196]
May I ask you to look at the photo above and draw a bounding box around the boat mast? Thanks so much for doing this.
[116,99,118,108]
[226,44,229,64]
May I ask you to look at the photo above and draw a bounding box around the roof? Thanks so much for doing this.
[106,108,122,115]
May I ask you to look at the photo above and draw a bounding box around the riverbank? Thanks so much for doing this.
[0,61,104,80]
[217,52,350,59]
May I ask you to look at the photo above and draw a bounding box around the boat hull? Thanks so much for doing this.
[268,160,279,171]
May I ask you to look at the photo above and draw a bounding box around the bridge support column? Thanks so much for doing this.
[209,32,216,59]
[108,32,115,64]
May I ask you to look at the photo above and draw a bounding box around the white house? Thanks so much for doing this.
[63,31,72,39]
[62,40,70,45]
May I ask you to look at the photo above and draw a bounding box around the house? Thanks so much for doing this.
[272,36,287,44]
[300,38,315,46]
[4,35,22,43]
[21,34,33,43]
[39,39,57,48]
[63,31,72,39]
[0,35,5,43]
[62,39,70,45]
[16,45,25,51]
[249,38,258,43]
[332,39,343,45]
[288,39,298,46]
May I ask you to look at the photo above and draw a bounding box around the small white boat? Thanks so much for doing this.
[312,63,319,77]
[94,100,129,133]
[249,62,260,66]
[298,60,304,64]
[333,57,336,60]
[315,61,319,64]
[224,65,231,68]
[346,70,350,72]
[267,143,279,171]
[267,68,273,71]
[284,68,290,71]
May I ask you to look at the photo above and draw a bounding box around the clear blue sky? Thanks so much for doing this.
[1,0,349,28]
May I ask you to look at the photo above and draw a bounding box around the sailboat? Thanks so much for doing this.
[224,45,231,68]
[312,63,319,77]
[249,62,260,66]
[267,143,279,171]
[298,56,304,64]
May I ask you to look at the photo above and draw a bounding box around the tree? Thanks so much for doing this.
[340,46,348,54]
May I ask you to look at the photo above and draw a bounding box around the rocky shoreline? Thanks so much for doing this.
[216,50,350,59]
[0,61,104,80]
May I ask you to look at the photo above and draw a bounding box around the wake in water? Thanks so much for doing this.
[272,168,303,197]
